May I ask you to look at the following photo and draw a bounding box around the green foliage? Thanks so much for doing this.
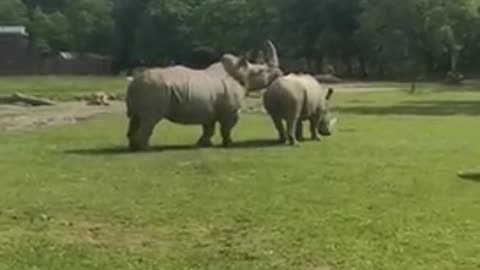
[2,0,480,78]
[0,0,28,25]
[28,8,70,53]
[65,0,114,53]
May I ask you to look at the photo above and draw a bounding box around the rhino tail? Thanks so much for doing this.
[326,88,334,100]
[126,81,136,118]
[300,87,309,117]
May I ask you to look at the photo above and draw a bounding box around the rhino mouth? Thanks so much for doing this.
[318,117,337,136]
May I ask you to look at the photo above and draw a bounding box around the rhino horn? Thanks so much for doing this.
[266,40,279,67]
[330,117,337,126]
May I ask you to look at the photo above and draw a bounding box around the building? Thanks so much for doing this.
[0,26,35,75]
[0,25,112,75]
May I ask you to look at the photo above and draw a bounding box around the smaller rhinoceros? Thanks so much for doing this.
[263,74,336,146]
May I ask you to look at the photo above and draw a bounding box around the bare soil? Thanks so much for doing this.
[0,81,407,131]
[0,101,124,131]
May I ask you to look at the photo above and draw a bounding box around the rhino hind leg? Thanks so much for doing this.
[129,116,158,152]
[220,113,239,148]
[286,117,300,146]
[295,121,305,141]
[127,115,140,141]
[197,122,216,147]
[270,115,286,144]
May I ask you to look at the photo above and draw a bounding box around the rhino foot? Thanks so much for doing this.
[128,139,150,152]
[196,138,213,148]
[129,143,149,152]
[297,137,306,142]
[222,140,233,148]
[288,138,300,147]
[277,136,287,144]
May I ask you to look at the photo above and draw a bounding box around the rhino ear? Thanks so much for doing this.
[237,55,251,69]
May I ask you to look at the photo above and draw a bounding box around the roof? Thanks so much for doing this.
[0,26,28,36]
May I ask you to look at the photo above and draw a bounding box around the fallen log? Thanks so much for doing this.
[0,92,56,106]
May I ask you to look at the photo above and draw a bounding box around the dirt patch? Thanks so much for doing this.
[0,101,125,131]
[0,81,407,131]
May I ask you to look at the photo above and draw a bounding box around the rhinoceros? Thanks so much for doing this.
[126,41,283,151]
[263,73,336,146]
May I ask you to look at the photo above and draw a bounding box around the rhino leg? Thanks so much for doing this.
[295,121,304,141]
[129,116,158,151]
[286,117,300,146]
[127,115,140,142]
[270,115,286,143]
[309,115,321,141]
[220,113,239,147]
[197,122,216,147]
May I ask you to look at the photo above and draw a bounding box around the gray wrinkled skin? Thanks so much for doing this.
[263,74,335,146]
[126,41,283,151]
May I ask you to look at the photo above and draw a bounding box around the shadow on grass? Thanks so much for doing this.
[336,100,480,116]
[64,139,282,155]
[458,170,480,182]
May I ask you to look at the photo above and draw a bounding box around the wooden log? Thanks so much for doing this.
[0,92,56,106]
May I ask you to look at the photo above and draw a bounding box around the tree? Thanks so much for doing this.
[0,0,28,25]
[28,7,70,53]
[64,0,114,53]
[131,0,195,66]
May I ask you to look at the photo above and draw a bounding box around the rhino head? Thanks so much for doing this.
[318,88,337,136]
[221,40,283,91]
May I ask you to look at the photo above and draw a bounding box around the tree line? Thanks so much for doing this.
[1,0,480,79]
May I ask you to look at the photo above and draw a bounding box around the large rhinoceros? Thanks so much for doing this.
[263,73,336,146]
[126,41,283,151]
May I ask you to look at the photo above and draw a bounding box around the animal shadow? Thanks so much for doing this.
[229,138,283,149]
[336,100,480,116]
[64,139,282,156]
[458,171,480,182]
[64,144,196,155]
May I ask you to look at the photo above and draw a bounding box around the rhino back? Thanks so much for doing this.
[128,66,243,125]
[294,75,326,117]
[264,74,327,119]
[264,76,304,118]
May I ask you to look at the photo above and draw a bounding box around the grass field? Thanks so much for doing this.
[1,79,480,269]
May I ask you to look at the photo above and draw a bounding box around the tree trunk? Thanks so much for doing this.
[359,56,368,79]
[450,48,458,72]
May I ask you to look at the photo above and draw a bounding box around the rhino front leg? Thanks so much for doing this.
[220,113,239,148]
[197,122,216,147]
[309,115,321,141]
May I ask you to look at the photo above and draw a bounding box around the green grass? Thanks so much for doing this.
[0,76,127,101]
[1,86,480,269]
